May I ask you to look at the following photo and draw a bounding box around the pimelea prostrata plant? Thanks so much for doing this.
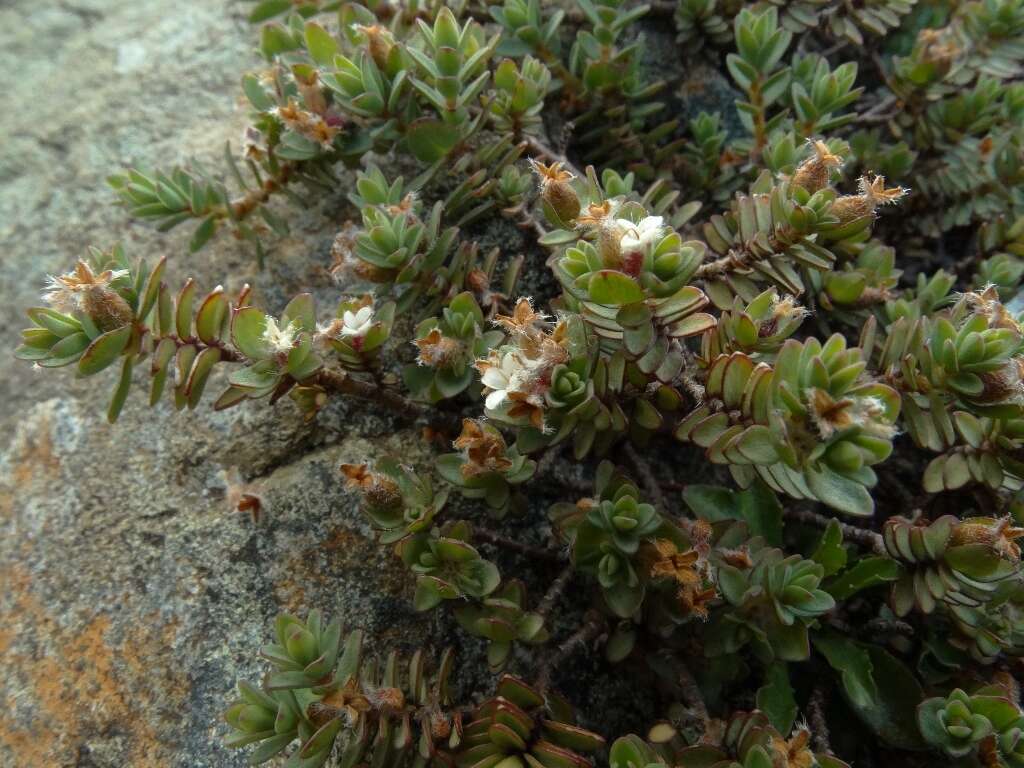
[16,1,1024,766]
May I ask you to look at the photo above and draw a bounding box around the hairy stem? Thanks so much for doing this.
[785,506,886,555]
[315,369,463,433]
[536,613,606,691]
[228,160,296,221]
[537,564,575,620]
[472,528,564,563]
[808,684,833,754]
[624,442,668,512]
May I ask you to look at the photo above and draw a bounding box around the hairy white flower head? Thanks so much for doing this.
[340,306,375,337]
[262,317,299,353]
[478,350,546,412]
[617,215,664,252]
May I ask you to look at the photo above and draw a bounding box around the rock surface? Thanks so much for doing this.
[0,3,433,766]
[0,3,649,766]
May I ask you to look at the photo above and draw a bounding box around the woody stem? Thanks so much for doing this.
[315,369,463,434]
[472,528,564,563]
[784,506,886,555]
[536,613,606,692]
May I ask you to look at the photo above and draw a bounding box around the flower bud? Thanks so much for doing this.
[832,175,908,225]
[429,710,452,740]
[83,285,134,332]
[341,463,403,519]
[950,517,1024,561]
[370,688,405,712]
[791,140,843,194]
[355,24,394,70]
[597,224,623,268]
[530,159,580,223]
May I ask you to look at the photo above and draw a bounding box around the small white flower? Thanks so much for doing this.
[340,306,375,337]
[262,317,299,353]
[480,351,521,410]
[617,215,665,252]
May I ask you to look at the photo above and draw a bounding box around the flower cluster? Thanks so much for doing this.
[476,298,570,431]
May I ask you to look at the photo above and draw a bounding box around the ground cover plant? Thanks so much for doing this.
[15,0,1024,765]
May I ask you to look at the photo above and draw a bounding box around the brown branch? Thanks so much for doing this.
[674,656,710,730]
[862,617,914,637]
[624,442,669,513]
[472,528,564,563]
[807,684,833,755]
[679,348,706,406]
[536,613,606,691]
[784,507,886,555]
[536,564,575,620]
[314,369,462,433]
[229,161,296,221]
[694,248,753,281]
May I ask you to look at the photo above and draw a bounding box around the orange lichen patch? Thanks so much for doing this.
[273,525,406,612]
[0,565,184,766]
[2,410,63,521]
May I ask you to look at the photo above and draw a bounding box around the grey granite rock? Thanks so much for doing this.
[0,2,434,766]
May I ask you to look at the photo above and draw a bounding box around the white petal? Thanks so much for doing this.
[481,367,509,390]
[485,390,507,410]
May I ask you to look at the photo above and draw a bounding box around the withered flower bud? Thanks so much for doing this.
[950,517,1024,561]
[83,285,134,332]
[530,159,580,223]
[368,685,405,712]
[341,463,403,517]
[832,175,908,225]
[43,260,134,332]
[577,200,621,266]
[791,140,843,194]
[428,709,451,740]
[414,328,463,368]
[770,728,815,768]
[977,359,1024,404]
[355,24,395,70]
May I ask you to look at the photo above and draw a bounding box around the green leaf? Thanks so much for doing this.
[737,481,782,546]
[814,633,925,749]
[806,465,873,516]
[811,519,847,576]
[249,0,291,22]
[814,633,877,709]
[139,256,166,319]
[756,662,797,734]
[282,293,316,332]
[587,271,644,305]
[682,485,738,522]
[405,119,460,162]
[196,289,228,344]
[684,482,782,545]
[107,356,134,423]
[825,557,901,600]
[77,325,132,376]
[305,22,340,67]
[233,307,270,359]
[190,216,218,252]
